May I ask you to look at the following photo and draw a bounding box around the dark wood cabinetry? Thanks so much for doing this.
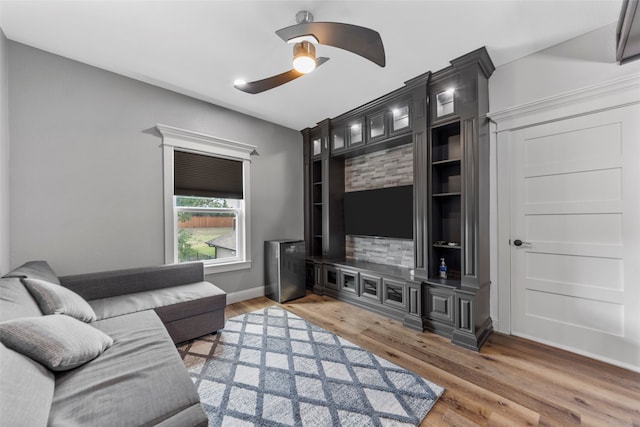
[314,259,423,330]
[303,119,344,260]
[303,47,494,351]
[421,47,495,350]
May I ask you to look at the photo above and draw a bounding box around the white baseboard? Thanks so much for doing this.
[226,286,265,304]
[492,319,501,334]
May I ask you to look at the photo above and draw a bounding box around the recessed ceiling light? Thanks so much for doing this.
[233,79,247,87]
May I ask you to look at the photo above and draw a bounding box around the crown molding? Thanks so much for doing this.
[156,124,258,160]
[488,73,640,131]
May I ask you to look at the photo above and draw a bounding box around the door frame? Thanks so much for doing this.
[489,73,640,337]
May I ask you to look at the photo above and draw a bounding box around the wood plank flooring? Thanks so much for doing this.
[225,293,640,426]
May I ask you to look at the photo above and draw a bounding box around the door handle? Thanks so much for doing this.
[513,239,531,247]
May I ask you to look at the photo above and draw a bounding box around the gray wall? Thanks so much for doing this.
[0,30,9,276]
[490,23,640,112]
[7,41,303,295]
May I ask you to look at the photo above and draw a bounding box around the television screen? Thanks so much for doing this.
[343,185,413,239]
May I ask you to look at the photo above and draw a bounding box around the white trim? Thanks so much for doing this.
[491,75,640,338]
[204,260,252,275]
[157,124,255,269]
[488,73,640,131]
[156,123,256,160]
[162,144,175,264]
[225,285,265,305]
[495,131,512,334]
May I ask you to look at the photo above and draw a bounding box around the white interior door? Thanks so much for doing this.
[510,105,640,370]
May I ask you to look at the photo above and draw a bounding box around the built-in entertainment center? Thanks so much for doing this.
[303,47,494,350]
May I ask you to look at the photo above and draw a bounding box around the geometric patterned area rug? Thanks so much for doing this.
[178,306,444,426]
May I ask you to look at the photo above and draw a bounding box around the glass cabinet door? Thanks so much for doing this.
[435,89,455,118]
[325,266,339,291]
[391,104,410,133]
[332,129,345,152]
[360,274,381,302]
[368,112,386,141]
[312,137,322,157]
[348,121,363,147]
[340,270,358,294]
[383,278,406,308]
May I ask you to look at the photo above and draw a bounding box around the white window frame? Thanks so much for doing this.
[157,124,256,274]
[175,200,243,265]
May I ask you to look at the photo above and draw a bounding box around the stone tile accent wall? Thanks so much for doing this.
[345,144,413,192]
[344,144,414,268]
[346,236,414,268]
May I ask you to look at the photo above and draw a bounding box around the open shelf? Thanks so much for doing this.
[432,158,461,166]
[432,122,461,162]
[424,277,461,289]
[432,244,461,249]
[433,192,461,197]
[430,119,462,283]
[311,159,323,256]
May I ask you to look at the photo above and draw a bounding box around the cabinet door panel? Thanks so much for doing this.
[360,274,382,302]
[390,103,411,135]
[383,278,407,309]
[427,287,455,324]
[348,120,364,148]
[340,269,359,294]
[367,111,387,143]
[324,265,339,291]
[331,127,346,154]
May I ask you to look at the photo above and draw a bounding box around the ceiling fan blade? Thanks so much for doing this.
[276,22,385,67]
[234,57,329,94]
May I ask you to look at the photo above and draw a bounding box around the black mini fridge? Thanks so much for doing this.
[264,240,306,303]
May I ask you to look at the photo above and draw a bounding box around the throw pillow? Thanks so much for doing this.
[21,278,97,322]
[0,315,113,371]
[2,260,61,284]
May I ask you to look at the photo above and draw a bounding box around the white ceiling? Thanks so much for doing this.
[0,0,624,130]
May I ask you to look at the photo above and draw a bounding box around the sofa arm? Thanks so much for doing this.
[59,262,205,301]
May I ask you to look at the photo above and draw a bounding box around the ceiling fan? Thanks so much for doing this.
[234,10,386,94]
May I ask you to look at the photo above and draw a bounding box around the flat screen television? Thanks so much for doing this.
[343,185,413,239]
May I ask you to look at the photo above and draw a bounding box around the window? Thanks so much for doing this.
[157,124,257,273]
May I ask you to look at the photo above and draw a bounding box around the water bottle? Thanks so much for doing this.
[439,258,447,279]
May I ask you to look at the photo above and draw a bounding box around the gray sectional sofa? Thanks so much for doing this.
[0,260,226,426]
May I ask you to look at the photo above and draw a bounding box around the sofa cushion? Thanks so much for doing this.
[0,315,113,371]
[0,277,43,322]
[153,404,209,427]
[49,310,206,427]
[0,343,55,427]
[3,260,61,285]
[88,281,225,320]
[22,278,97,322]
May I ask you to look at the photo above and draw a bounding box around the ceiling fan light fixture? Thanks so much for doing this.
[292,41,316,74]
[286,34,319,44]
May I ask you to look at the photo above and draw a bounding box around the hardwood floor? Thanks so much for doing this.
[225,293,640,426]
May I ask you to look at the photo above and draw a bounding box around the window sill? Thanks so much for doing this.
[203,260,252,275]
